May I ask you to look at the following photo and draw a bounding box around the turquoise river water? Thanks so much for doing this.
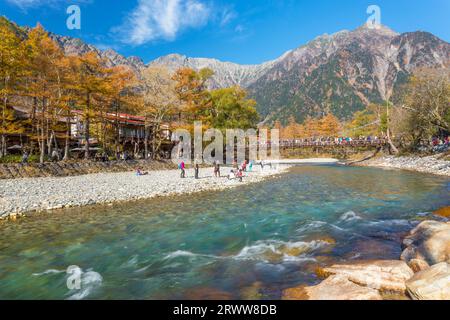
[0,165,449,299]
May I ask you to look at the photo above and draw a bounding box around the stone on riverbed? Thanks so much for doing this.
[320,260,414,293]
[406,262,450,300]
[401,221,450,266]
[283,275,382,300]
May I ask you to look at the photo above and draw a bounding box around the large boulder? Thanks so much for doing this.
[320,260,414,293]
[283,275,382,300]
[401,221,450,266]
[406,262,450,300]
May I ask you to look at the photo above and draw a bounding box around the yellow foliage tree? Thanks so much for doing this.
[0,18,26,157]
[319,114,341,137]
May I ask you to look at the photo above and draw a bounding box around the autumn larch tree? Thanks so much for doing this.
[107,65,138,156]
[25,24,65,163]
[69,52,109,160]
[0,18,27,157]
[141,66,180,159]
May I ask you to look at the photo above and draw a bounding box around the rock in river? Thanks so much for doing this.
[401,221,450,266]
[406,262,450,300]
[283,275,382,300]
[433,206,450,218]
[320,260,414,293]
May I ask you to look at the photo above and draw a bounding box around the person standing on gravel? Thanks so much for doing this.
[51,149,59,162]
[21,151,29,164]
[214,161,221,177]
[195,163,199,179]
[179,161,186,178]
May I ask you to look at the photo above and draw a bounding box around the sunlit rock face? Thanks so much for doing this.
[247,25,450,124]
[283,275,383,300]
[406,262,450,300]
[401,221,450,266]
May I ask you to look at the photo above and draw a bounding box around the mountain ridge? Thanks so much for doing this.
[2,16,449,124]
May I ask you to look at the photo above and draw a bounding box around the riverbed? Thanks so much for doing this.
[0,165,448,299]
[0,166,284,219]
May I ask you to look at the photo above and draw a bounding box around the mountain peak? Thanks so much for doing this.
[355,22,399,36]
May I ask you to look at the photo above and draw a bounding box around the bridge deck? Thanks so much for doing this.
[267,139,387,148]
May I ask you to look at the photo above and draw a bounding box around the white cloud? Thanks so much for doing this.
[219,7,236,27]
[235,24,244,33]
[6,0,50,8]
[6,0,91,10]
[117,0,211,45]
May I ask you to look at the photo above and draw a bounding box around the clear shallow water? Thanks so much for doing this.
[0,165,448,300]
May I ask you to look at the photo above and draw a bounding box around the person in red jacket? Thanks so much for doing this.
[237,169,243,182]
[179,161,186,178]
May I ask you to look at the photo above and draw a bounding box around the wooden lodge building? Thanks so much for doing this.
[6,106,172,158]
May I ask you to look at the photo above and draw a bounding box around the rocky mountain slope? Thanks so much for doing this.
[48,34,146,73]
[3,16,449,124]
[148,25,449,123]
[148,53,286,88]
[248,24,449,123]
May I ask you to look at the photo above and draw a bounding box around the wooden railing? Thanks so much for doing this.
[257,139,387,148]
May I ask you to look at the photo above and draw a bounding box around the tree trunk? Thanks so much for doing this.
[1,93,8,158]
[0,135,5,158]
[84,93,91,160]
[144,123,150,160]
[84,116,90,160]
[1,98,5,158]
[47,130,54,156]
[30,97,37,155]
[385,100,399,154]
[40,99,46,164]
[152,123,160,160]
[386,128,399,154]
[39,125,46,164]
[63,109,71,160]
[115,101,120,156]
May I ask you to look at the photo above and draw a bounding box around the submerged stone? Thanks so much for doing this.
[240,281,264,300]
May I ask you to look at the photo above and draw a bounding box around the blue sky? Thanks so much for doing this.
[1,0,449,64]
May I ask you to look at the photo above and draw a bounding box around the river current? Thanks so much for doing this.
[0,165,448,299]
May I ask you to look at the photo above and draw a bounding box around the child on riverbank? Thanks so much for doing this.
[136,168,148,176]
[237,169,243,182]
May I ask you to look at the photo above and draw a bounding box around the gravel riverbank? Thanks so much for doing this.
[0,166,287,220]
[355,154,450,177]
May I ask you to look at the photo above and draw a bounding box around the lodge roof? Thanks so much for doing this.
[12,106,169,129]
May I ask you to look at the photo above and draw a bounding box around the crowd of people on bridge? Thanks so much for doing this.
[430,136,450,152]
[278,135,384,147]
